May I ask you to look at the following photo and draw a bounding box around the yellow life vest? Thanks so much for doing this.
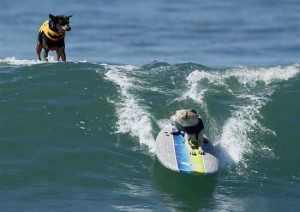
[39,20,65,41]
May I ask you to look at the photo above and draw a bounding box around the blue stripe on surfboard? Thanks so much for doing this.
[173,134,193,174]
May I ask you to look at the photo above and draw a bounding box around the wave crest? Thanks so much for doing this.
[185,64,299,168]
[103,64,156,153]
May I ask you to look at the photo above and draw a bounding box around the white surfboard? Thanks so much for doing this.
[156,124,219,176]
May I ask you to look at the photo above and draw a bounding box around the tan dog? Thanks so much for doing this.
[170,109,205,155]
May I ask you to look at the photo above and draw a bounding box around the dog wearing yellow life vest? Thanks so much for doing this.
[36,14,72,61]
[170,109,205,155]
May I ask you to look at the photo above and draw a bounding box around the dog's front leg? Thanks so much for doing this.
[43,48,49,61]
[197,130,205,155]
[56,50,61,61]
[59,47,66,61]
[185,134,196,155]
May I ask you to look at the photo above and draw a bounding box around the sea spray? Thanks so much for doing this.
[104,64,156,153]
[184,65,299,168]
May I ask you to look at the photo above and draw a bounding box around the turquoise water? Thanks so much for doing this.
[1,0,300,211]
[1,60,299,211]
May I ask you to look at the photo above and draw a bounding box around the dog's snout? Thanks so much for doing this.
[62,25,71,31]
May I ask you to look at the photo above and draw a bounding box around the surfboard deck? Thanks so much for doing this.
[155,124,219,176]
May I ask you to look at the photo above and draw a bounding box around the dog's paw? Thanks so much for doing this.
[170,130,180,135]
[198,147,205,155]
[189,149,196,155]
[186,145,196,155]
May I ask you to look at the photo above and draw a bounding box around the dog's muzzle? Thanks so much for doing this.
[62,25,71,31]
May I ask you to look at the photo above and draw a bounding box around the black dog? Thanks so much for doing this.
[36,14,72,61]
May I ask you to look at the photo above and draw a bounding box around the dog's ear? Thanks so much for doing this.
[67,15,73,20]
[49,14,56,20]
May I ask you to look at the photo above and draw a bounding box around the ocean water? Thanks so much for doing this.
[0,0,300,212]
[0,0,299,66]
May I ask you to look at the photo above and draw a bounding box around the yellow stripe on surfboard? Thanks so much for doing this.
[189,140,206,175]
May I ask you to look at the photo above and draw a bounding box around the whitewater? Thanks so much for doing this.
[2,57,299,164]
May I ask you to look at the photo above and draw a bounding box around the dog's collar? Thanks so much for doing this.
[39,20,65,41]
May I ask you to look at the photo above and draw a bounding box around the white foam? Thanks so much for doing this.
[0,57,42,66]
[186,64,299,93]
[0,57,60,66]
[218,111,253,166]
[104,64,155,153]
[184,65,299,168]
[227,65,299,87]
